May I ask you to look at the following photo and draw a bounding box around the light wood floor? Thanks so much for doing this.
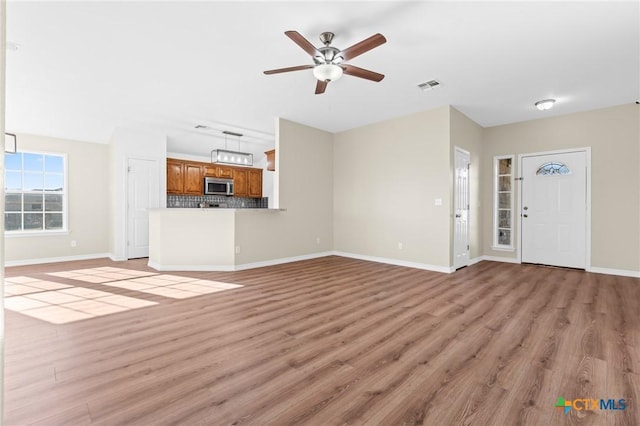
[4,256,639,425]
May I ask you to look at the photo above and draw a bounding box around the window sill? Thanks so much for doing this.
[5,230,70,238]
[491,245,515,252]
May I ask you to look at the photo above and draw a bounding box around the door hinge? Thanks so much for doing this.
[128,166,133,172]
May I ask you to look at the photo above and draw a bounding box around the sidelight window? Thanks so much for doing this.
[4,151,67,233]
[493,155,514,250]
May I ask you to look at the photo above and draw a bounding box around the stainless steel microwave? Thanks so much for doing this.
[204,177,234,196]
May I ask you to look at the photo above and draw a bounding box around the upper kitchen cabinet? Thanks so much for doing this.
[233,169,248,197]
[218,165,234,179]
[234,168,262,198]
[265,149,275,171]
[248,168,262,198]
[167,158,262,198]
[167,159,186,194]
[167,159,203,195]
[204,164,233,179]
[183,163,203,195]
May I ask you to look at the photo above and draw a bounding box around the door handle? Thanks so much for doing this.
[455,213,462,218]
[523,214,528,218]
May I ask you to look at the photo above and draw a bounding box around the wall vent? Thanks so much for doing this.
[417,79,441,91]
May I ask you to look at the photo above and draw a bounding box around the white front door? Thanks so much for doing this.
[453,148,470,269]
[521,151,587,268]
[127,158,159,259]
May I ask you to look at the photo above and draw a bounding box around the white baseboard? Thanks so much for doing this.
[588,266,640,278]
[333,251,454,274]
[147,251,335,272]
[480,256,640,278]
[468,256,484,266]
[481,255,521,264]
[4,253,111,267]
[234,251,335,271]
[147,260,236,272]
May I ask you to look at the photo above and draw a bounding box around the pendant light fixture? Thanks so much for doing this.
[211,131,253,166]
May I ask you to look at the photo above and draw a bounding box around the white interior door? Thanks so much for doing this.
[521,151,587,268]
[127,158,159,259]
[453,148,470,269]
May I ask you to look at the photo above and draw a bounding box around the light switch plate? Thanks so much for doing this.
[434,198,443,206]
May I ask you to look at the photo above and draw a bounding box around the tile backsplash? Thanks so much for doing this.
[167,195,268,208]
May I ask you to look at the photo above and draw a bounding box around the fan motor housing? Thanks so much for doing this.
[314,46,342,65]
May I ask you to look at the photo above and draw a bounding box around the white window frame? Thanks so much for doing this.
[492,154,514,251]
[4,150,69,236]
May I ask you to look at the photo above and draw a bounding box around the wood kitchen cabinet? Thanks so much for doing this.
[217,165,234,179]
[183,163,203,195]
[167,158,262,198]
[167,159,186,194]
[203,164,233,179]
[248,168,262,198]
[167,159,203,195]
[265,149,275,171]
[232,169,248,197]
[203,165,218,177]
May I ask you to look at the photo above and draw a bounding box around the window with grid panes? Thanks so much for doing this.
[4,152,66,233]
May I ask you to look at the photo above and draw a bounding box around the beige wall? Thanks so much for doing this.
[333,106,452,269]
[5,134,110,263]
[450,107,484,262]
[234,118,334,264]
[482,103,640,272]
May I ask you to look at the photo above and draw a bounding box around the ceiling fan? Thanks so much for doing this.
[264,31,387,94]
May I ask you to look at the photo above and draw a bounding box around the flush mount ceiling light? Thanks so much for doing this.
[313,63,343,82]
[210,130,253,166]
[535,99,556,111]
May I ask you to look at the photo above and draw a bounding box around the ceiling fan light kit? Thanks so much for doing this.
[264,30,386,94]
[313,64,343,82]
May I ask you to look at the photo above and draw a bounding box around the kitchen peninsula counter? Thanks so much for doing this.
[148,208,293,271]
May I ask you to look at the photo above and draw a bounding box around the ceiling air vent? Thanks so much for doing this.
[418,79,441,91]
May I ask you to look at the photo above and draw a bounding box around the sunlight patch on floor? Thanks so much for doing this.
[4,279,157,324]
[4,267,244,324]
[100,274,243,299]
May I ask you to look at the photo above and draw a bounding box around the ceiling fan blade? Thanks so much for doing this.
[264,65,313,75]
[341,64,385,82]
[315,80,328,95]
[285,30,321,58]
[338,33,386,61]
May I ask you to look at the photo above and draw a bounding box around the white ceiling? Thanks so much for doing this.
[5,1,639,159]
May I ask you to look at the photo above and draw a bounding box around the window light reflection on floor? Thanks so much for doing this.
[4,278,157,324]
[4,267,243,325]
[49,267,243,299]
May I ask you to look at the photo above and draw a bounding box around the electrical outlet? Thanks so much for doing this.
[316,237,321,245]
[235,246,241,254]
[71,240,77,247]
[434,198,443,206]
[398,242,403,250]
